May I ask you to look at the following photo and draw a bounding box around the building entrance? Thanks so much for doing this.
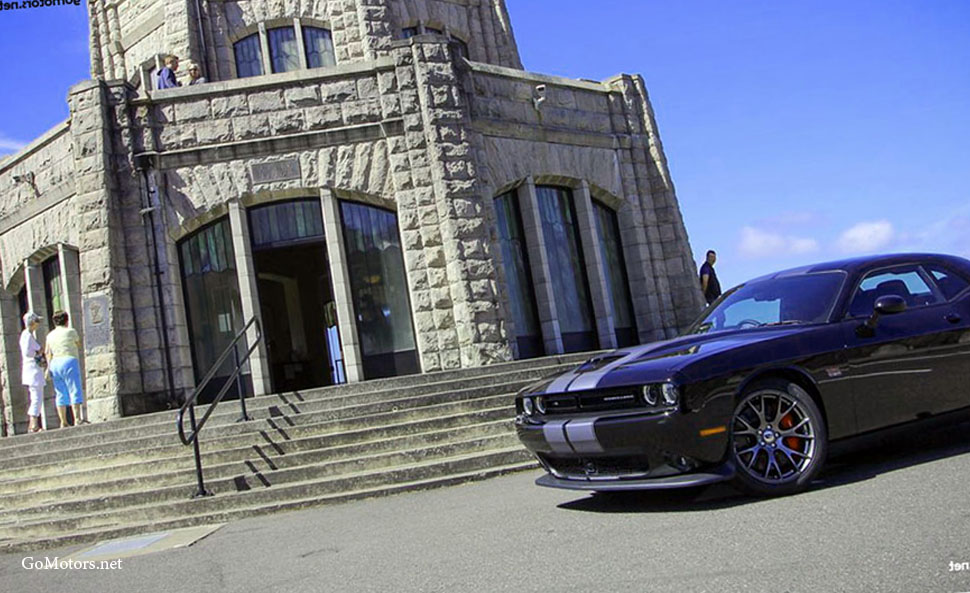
[249,200,345,392]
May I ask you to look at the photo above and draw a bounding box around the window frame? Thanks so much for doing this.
[232,19,337,79]
[843,263,946,319]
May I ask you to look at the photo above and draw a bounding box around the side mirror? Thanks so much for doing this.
[874,294,907,316]
[857,294,907,337]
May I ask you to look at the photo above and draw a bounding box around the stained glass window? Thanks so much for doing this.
[178,219,246,392]
[303,27,336,68]
[594,201,638,347]
[234,34,263,78]
[339,201,418,379]
[42,257,64,330]
[494,191,543,358]
[536,186,597,352]
[268,26,300,73]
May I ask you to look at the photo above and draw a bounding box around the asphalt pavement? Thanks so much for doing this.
[2,422,969,593]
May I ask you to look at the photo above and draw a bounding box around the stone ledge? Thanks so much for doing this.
[466,60,610,94]
[0,182,76,235]
[469,118,618,150]
[136,58,396,104]
[0,120,71,174]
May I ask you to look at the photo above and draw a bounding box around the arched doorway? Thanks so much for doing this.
[249,199,345,391]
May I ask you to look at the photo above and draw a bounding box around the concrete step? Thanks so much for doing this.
[1,431,522,524]
[0,406,516,492]
[0,352,591,449]
[0,375,534,462]
[0,458,538,553]
[0,419,515,511]
[0,447,535,543]
[0,392,518,479]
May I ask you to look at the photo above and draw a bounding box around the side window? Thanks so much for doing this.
[926,265,970,300]
[847,267,939,317]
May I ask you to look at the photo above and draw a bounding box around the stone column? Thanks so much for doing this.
[0,289,25,435]
[69,79,137,422]
[320,189,364,383]
[574,181,618,350]
[227,200,272,396]
[517,178,563,355]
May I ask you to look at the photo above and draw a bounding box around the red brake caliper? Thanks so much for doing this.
[780,413,800,451]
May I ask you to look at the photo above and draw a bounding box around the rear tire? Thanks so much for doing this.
[730,379,827,496]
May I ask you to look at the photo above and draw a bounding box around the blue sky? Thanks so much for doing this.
[1,1,967,288]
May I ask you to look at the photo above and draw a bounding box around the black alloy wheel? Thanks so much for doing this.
[730,379,828,496]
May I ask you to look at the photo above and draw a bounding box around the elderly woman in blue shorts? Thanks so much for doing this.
[44,310,87,427]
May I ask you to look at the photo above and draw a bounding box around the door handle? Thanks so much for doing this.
[945,313,962,324]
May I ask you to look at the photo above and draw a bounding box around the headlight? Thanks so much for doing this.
[641,382,680,410]
[641,384,659,406]
[535,396,547,414]
[522,397,535,416]
[661,383,680,406]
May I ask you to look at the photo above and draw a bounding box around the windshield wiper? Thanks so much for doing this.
[760,320,805,327]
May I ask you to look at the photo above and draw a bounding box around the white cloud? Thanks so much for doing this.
[837,220,894,253]
[0,133,26,155]
[738,226,820,259]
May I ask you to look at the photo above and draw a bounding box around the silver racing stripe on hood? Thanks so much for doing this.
[545,371,579,394]
[566,351,638,392]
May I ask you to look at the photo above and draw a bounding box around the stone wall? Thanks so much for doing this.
[462,63,706,341]
[90,0,522,84]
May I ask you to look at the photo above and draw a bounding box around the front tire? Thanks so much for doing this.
[730,379,827,496]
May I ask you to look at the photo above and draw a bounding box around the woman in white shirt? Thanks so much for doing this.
[20,312,46,433]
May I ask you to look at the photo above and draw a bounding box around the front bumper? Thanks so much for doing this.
[516,398,733,490]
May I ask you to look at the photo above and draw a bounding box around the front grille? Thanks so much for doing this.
[539,453,651,480]
[540,388,640,415]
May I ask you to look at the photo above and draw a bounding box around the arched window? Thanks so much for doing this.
[303,26,336,68]
[593,201,637,347]
[234,22,336,79]
[41,256,65,330]
[234,33,263,78]
[494,191,543,358]
[268,26,300,73]
[536,186,597,352]
[339,201,419,379]
[178,219,247,399]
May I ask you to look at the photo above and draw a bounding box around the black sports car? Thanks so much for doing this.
[515,253,970,496]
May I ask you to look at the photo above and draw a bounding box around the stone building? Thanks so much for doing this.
[0,0,703,435]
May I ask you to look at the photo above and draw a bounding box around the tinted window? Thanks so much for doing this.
[848,267,938,317]
[927,265,970,300]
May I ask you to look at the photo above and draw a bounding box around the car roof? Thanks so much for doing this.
[746,253,970,283]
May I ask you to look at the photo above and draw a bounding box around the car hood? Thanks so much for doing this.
[521,326,806,395]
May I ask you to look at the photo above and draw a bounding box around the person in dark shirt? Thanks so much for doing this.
[699,249,721,305]
[157,55,181,89]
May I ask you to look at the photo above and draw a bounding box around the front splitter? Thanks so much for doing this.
[535,463,735,491]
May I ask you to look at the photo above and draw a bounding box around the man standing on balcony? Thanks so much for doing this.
[157,55,181,89]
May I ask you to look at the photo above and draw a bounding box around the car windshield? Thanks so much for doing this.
[686,271,846,335]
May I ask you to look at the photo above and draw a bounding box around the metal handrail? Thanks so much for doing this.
[176,315,262,497]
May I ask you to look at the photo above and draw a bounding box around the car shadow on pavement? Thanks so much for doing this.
[557,420,970,514]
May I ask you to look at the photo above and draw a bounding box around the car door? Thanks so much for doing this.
[837,264,958,433]
[920,263,970,415]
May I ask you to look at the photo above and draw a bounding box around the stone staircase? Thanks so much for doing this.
[0,353,593,552]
